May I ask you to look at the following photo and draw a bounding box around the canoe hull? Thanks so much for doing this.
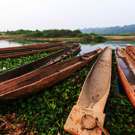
[116,48,135,108]
[64,47,112,135]
[0,43,78,58]
[0,56,94,100]
[0,45,80,83]
[117,65,135,107]
[0,49,101,100]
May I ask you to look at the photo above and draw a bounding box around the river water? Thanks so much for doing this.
[80,41,135,54]
[0,40,22,48]
[0,40,135,54]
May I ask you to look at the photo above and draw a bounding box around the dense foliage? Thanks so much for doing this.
[4,29,106,43]
[5,29,82,38]
[79,33,106,43]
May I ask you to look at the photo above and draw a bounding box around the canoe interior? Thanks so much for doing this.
[0,49,100,97]
[77,47,112,109]
[117,57,135,86]
[116,48,135,107]
[64,47,112,135]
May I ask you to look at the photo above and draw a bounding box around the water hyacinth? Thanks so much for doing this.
[0,50,134,135]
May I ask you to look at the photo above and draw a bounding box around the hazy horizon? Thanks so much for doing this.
[0,0,135,31]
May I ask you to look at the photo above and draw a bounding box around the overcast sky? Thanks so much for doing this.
[0,0,135,31]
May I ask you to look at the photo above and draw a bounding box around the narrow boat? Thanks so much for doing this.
[0,45,67,59]
[125,46,135,73]
[0,49,102,100]
[116,47,135,108]
[126,46,135,59]
[64,47,112,135]
[0,42,69,52]
[0,43,77,59]
[0,45,81,83]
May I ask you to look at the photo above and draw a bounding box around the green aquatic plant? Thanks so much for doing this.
[0,50,134,135]
[0,54,97,135]
[105,51,135,135]
[0,52,48,73]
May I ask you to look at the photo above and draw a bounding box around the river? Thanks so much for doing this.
[0,40,135,54]
[80,41,135,54]
[0,40,22,48]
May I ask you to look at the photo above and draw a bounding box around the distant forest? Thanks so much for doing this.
[81,24,135,35]
[5,29,83,38]
[0,29,106,43]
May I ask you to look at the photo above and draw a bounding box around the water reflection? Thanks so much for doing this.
[0,40,22,48]
[80,41,135,54]
[0,40,135,55]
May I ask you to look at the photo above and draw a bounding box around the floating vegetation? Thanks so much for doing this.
[0,50,134,135]
[0,52,48,73]
[0,52,97,135]
[105,51,135,135]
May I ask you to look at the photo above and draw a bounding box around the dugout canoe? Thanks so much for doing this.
[125,46,135,68]
[0,45,81,83]
[0,43,77,59]
[64,47,112,135]
[116,48,135,108]
[0,49,102,100]
[0,45,70,59]
[0,42,70,52]
[126,46,135,61]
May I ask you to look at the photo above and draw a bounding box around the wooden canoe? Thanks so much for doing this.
[0,49,102,100]
[126,46,135,61]
[0,42,70,52]
[64,47,112,135]
[116,48,135,108]
[0,45,73,59]
[125,46,135,72]
[0,45,80,83]
[0,43,77,59]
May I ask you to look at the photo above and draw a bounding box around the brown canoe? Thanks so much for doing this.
[116,48,135,108]
[0,45,80,83]
[64,47,112,135]
[0,42,70,52]
[126,46,135,61]
[0,49,102,100]
[0,43,77,59]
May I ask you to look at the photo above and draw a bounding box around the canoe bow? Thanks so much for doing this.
[64,47,112,135]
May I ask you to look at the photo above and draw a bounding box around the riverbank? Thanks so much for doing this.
[105,35,135,41]
[0,30,106,44]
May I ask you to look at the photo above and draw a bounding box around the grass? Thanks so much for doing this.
[0,50,134,135]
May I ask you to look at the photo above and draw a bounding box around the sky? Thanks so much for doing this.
[0,0,135,31]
